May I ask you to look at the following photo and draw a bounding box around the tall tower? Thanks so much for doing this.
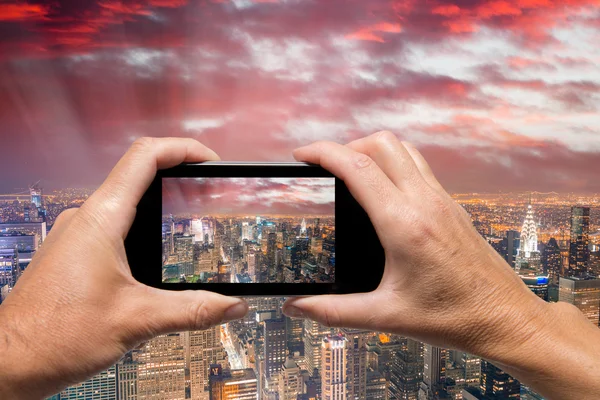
[263,318,287,380]
[542,238,562,284]
[304,319,333,373]
[341,328,369,400]
[190,327,228,400]
[278,358,303,400]
[420,344,446,399]
[300,218,307,236]
[321,334,351,400]
[136,334,186,399]
[480,360,520,398]
[569,206,590,277]
[515,203,541,274]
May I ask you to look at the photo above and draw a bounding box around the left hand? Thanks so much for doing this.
[0,137,249,400]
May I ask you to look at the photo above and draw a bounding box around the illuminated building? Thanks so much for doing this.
[242,222,252,242]
[248,251,257,281]
[117,352,138,400]
[501,231,519,268]
[59,365,117,399]
[267,232,277,281]
[569,206,590,277]
[300,218,307,236]
[542,238,562,285]
[479,360,520,399]
[366,370,388,400]
[341,328,370,400]
[191,327,228,400]
[304,319,333,373]
[559,276,600,327]
[0,221,47,246]
[30,183,43,209]
[278,358,303,400]
[419,345,446,399]
[209,365,258,400]
[520,276,549,301]
[285,316,304,355]
[263,318,287,379]
[515,203,541,274]
[137,334,185,400]
[0,248,19,288]
[321,334,350,400]
[389,339,423,400]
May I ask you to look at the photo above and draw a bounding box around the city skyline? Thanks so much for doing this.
[1,1,600,193]
[163,178,335,216]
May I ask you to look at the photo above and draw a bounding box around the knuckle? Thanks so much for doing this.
[351,152,373,170]
[374,130,396,144]
[131,137,154,153]
[321,306,341,328]
[187,300,214,331]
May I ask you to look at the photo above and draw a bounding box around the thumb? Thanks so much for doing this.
[130,287,248,339]
[282,292,382,330]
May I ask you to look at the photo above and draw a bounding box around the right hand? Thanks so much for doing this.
[283,131,550,359]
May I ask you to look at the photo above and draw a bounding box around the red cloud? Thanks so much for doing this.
[346,22,402,43]
[0,3,48,21]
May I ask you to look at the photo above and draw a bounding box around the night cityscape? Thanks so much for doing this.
[1,186,600,399]
[161,178,336,284]
[2,0,600,398]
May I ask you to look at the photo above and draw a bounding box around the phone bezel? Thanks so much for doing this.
[125,162,384,296]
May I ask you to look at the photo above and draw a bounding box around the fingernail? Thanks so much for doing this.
[223,301,248,322]
[283,305,304,318]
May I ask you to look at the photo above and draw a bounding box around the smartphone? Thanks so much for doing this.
[125,162,384,296]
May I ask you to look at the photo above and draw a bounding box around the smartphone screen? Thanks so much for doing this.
[161,177,335,284]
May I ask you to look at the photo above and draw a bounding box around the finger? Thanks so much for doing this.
[84,137,220,239]
[293,141,398,227]
[400,142,446,193]
[130,287,248,339]
[346,131,425,191]
[282,292,385,330]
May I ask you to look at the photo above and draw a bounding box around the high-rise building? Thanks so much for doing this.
[389,339,423,400]
[304,319,333,373]
[559,276,600,326]
[0,248,19,288]
[137,334,186,400]
[209,365,258,400]
[285,316,304,355]
[59,365,117,399]
[480,360,519,399]
[321,334,351,400]
[0,221,47,246]
[502,231,519,268]
[117,352,139,400]
[191,327,228,400]
[569,206,590,277]
[515,204,540,274]
[278,358,303,400]
[267,232,277,280]
[341,328,369,400]
[263,318,287,379]
[366,370,388,400]
[419,345,446,399]
[520,276,549,301]
[542,238,562,284]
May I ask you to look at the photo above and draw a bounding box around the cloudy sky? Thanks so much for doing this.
[163,177,335,215]
[1,0,599,193]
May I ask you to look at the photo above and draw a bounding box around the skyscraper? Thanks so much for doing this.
[569,206,590,277]
[542,238,562,284]
[501,230,519,268]
[419,345,446,399]
[321,334,351,400]
[0,248,19,288]
[559,276,600,327]
[389,339,423,400]
[209,365,258,400]
[278,358,303,400]
[304,319,333,373]
[59,365,117,400]
[137,334,186,400]
[117,352,139,400]
[341,328,370,400]
[267,232,277,281]
[263,318,287,379]
[515,204,540,274]
[191,327,228,400]
[366,370,388,400]
[285,316,304,355]
[479,360,520,399]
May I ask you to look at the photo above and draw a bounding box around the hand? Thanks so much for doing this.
[0,138,249,399]
[283,132,550,360]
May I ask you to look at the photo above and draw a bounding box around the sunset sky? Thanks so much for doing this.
[163,177,335,215]
[1,0,599,193]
